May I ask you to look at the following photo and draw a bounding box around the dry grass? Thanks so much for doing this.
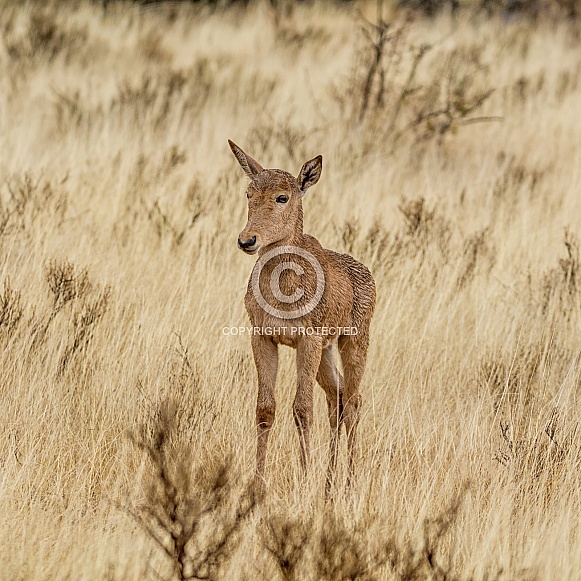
[1,1,581,579]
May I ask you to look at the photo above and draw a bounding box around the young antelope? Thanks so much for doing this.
[229,140,376,495]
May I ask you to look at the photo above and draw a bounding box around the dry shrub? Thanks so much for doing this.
[56,283,111,376]
[142,194,201,247]
[46,259,92,314]
[494,408,580,509]
[2,6,88,66]
[401,0,579,18]
[334,15,497,152]
[388,196,452,279]
[248,119,313,166]
[386,486,475,581]
[109,146,202,248]
[479,0,579,19]
[128,402,257,581]
[540,229,580,319]
[490,154,547,220]
[398,197,451,255]
[456,229,496,290]
[362,219,393,270]
[262,516,311,580]
[342,197,452,272]
[340,197,479,289]
[53,61,214,134]
[398,0,459,16]
[274,23,332,52]
[0,174,68,238]
[263,513,377,580]
[113,70,195,130]
[0,278,23,342]
[262,486,481,581]
[23,259,112,377]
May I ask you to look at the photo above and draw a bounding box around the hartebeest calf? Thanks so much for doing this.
[229,140,376,495]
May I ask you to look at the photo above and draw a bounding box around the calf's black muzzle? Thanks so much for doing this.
[238,235,257,250]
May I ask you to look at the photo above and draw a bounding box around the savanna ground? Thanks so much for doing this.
[1,0,581,579]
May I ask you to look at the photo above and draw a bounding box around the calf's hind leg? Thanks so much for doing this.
[316,344,344,495]
[339,329,370,489]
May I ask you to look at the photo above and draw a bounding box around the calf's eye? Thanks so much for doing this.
[276,195,288,203]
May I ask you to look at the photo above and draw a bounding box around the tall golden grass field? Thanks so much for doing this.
[0,1,580,579]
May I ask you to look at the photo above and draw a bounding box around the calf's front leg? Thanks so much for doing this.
[293,335,323,476]
[251,333,278,494]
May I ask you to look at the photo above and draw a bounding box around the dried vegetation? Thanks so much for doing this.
[0,0,580,579]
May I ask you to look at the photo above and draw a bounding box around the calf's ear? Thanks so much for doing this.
[228,140,264,179]
[297,155,322,195]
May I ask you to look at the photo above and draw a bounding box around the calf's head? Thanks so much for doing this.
[228,140,322,255]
